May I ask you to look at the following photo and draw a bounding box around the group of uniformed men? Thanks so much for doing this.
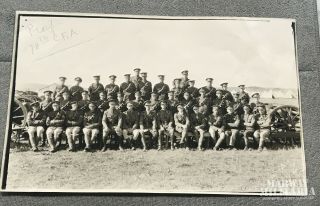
[26,68,271,153]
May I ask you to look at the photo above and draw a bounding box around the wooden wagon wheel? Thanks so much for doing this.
[11,98,28,142]
[269,105,301,146]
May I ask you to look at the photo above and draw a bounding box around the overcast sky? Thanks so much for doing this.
[15,15,298,91]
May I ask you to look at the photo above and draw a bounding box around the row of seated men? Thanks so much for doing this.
[26,88,270,152]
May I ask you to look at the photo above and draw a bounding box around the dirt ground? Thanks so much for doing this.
[5,147,306,194]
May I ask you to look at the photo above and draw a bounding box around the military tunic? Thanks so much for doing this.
[153,83,170,99]
[241,113,256,130]
[180,78,189,91]
[120,82,136,101]
[26,110,46,127]
[66,110,83,127]
[60,100,71,112]
[181,98,196,115]
[201,86,216,100]
[117,100,128,112]
[78,99,90,113]
[186,86,200,99]
[166,99,179,115]
[131,75,142,88]
[223,113,240,130]
[189,113,207,130]
[233,102,244,116]
[53,85,69,100]
[46,110,66,127]
[69,85,84,102]
[138,80,152,101]
[208,114,223,128]
[40,99,53,113]
[132,99,145,112]
[172,86,183,101]
[105,84,120,101]
[96,99,109,113]
[239,91,250,104]
[83,109,101,129]
[212,98,227,115]
[174,112,189,133]
[88,83,104,101]
[222,90,234,102]
[157,110,173,127]
[122,109,140,129]
[150,100,161,112]
[103,108,122,128]
[140,111,157,129]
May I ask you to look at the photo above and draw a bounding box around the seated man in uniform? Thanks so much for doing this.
[101,100,123,151]
[240,104,256,150]
[46,101,66,152]
[83,102,101,151]
[65,101,83,151]
[189,105,207,151]
[223,105,241,150]
[208,106,225,150]
[122,101,140,150]
[157,101,174,150]
[174,104,190,150]
[254,103,272,151]
[139,100,158,151]
[26,102,46,151]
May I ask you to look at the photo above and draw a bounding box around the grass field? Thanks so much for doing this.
[5,147,306,194]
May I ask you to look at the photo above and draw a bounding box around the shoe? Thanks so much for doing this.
[68,148,74,152]
[243,146,248,151]
[258,147,263,152]
[32,147,39,152]
[142,147,147,152]
[119,146,124,151]
[49,148,56,153]
[185,147,190,151]
[131,146,136,150]
[84,147,90,152]
[157,145,161,151]
[100,146,106,152]
[212,147,217,151]
[171,146,174,151]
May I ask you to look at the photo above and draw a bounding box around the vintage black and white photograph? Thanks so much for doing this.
[1,12,307,195]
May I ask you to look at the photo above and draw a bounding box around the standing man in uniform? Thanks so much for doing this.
[105,75,120,101]
[254,103,271,151]
[201,78,216,100]
[69,77,84,102]
[60,91,71,112]
[174,104,190,150]
[65,101,83,151]
[101,100,123,151]
[88,75,104,102]
[189,105,207,151]
[220,82,234,103]
[172,78,183,101]
[138,72,152,101]
[131,68,142,88]
[180,70,190,91]
[181,91,196,115]
[212,89,227,115]
[139,100,158,151]
[122,101,140,150]
[78,91,90,114]
[222,105,240,150]
[238,85,250,104]
[26,102,46,151]
[186,80,200,99]
[132,91,145,112]
[40,90,54,113]
[153,75,170,100]
[53,76,69,101]
[83,102,101,151]
[157,101,175,150]
[120,74,136,101]
[197,87,212,116]
[46,101,66,152]
[250,93,263,115]
[96,91,109,113]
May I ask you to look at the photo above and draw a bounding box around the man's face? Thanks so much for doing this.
[52,103,59,111]
[44,93,51,99]
[239,86,245,92]
[184,93,190,100]
[127,104,133,110]
[109,102,116,109]
[125,76,130,82]
[258,106,266,114]
[117,95,123,102]
[168,93,173,99]
[145,105,151,111]
[189,82,195,87]
[159,77,164,82]
[216,92,222,98]
[134,70,140,76]
[206,81,212,87]
[99,93,105,100]
[59,79,65,85]
[212,107,219,115]
[63,93,69,100]
[174,80,180,87]
[135,93,141,99]
[151,94,157,100]
[82,93,88,100]
[182,73,188,79]
[110,78,115,84]
[227,107,234,114]
[160,103,167,110]
[233,95,239,102]
[71,104,78,110]
[222,85,227,90]
[75,80,81,86]
[253,96,260,103]
[89,104,95,111]
[178,107,183,113]
[243,106,250,113]
[33,105,40,112]
[193,107,199,114]
[94,78,99,83]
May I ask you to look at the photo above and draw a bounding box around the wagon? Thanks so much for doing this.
[11,90,42,143]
